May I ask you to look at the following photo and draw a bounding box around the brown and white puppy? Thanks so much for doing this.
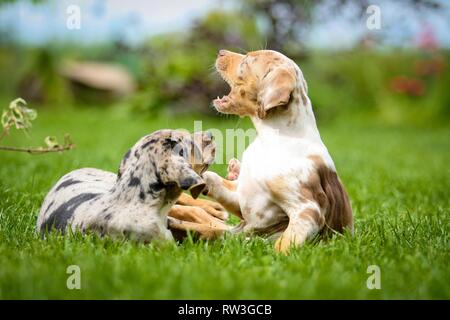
[37,129,228,242]
[203,49,353,253]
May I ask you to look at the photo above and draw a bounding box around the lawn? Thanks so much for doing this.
[0,107,448,299]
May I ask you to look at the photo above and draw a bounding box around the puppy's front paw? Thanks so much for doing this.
[227,158,241,181]
[201,171,219,193]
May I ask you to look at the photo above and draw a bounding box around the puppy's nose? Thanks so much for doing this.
[218,49,228,57]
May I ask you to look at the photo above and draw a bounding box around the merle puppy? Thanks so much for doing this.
[36,129,216,243]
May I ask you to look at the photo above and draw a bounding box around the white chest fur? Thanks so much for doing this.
[236,124,334,230]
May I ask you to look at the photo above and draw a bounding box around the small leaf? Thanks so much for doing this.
[9,98,27,110]
[44,136,59,149]
[23,107,37,121]
[1,110,8,127]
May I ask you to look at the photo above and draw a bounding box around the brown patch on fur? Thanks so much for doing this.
[300,208,325,228]
[266,175,289,204]
[306,155,353,236]
[300,92,308,106]
[300,173,327,209]
[222,179,237,191]
[253,216,289,237]
[266,175,327,229]
[296,86,308,106]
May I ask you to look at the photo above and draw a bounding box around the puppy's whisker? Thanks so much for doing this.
[208,70,218,78]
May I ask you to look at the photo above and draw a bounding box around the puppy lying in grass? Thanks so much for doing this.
[36,129,229,243]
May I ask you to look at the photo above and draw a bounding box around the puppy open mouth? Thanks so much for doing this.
[213,68,233,110]
[213,95,230,109]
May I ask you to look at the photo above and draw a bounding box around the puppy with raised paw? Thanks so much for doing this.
[203,49,354,253]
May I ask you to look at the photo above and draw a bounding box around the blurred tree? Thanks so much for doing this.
[0,0,43,5]
[126,1,448,122]
[239,0,442,56]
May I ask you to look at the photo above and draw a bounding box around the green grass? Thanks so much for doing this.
[0,107,449,299]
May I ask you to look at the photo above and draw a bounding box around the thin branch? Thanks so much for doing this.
[0,144,75,154]
[0,125,10,143]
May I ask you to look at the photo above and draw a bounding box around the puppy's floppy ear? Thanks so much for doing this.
[178,170,206,199]
[188,181,206,199]
[258,67,296,119]
[160,162,206,199]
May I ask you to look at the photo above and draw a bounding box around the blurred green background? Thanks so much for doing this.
[0,0,449,124]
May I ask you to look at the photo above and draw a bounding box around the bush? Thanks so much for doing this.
[303,49,450,124]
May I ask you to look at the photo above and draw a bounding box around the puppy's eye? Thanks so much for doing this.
[179,149,184,157]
